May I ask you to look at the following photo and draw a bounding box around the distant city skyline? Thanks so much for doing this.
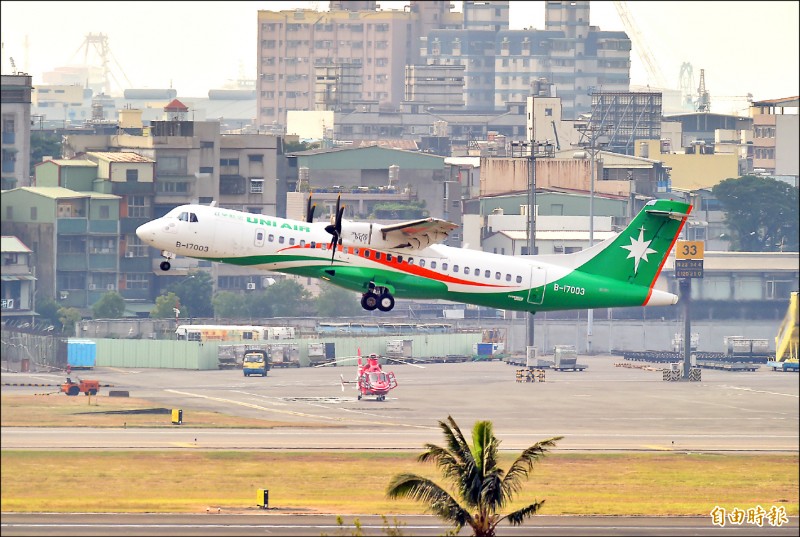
[1,1,797,115]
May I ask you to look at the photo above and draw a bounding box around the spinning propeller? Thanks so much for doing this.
[324,194,344,264]
[305,193,316,223]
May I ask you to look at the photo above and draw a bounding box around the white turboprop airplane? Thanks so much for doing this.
[135,195,692,313]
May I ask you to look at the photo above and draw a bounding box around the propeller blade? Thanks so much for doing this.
[322,195,344,265]
[306,194,316,223]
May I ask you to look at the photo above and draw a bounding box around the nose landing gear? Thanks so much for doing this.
[160,250,176,271]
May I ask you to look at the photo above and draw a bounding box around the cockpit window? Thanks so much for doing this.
[189,213,198,223]
[178,212,189,222]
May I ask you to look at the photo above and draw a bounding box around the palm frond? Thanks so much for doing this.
[386,473,473,530]
[500,436,562,501]
[502,500,546,525]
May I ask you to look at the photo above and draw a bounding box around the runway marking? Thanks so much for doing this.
[722,385,799,398]
[165,389,436,429]
[171,442,198,448]
[643,444,674,451]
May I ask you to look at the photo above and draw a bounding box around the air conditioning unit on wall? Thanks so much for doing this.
[246,282,256,290]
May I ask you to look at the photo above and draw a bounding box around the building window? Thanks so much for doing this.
[126,169,138,182]
[250,178,264,194]
[125,273,149,289]
[100,205,110,219]
[156,156,187,176]
[126,235,148,257]
[30,207,37,220]
[127,195,150,218]
[248,154,264,163]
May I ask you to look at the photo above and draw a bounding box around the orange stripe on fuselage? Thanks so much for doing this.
[279,244,513,289]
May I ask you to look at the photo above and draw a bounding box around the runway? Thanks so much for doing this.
[3,356,798,452]
[2,513,798,536]
[2,356,798,536]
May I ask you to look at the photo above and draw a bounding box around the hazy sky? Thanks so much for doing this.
[1,1,797,115]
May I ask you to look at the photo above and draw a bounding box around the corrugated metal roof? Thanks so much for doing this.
[1,236,32,253]
[18,187,120,200]
[86,152,154,163]
[39,159,97,167]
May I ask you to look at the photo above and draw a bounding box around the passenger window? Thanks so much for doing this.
[364,250,370,258]
[408,257,414,265]
[375,252,382,260]
[386,254,393,262]
[475,268,480,276]
[506,274,512,282]
[289,237,295,245]
[484,269,491,278]
[464,266,470,274]
[300,240,306,247]
[516,275,522,283]
[453,265,459,272]
[496,272,501,280]
[431,261,436,269]
[397,255,403,263]
[441,262,447,270]
[419,259,425,267]
[354,248,359,255]
[268,234,274,242]
[256,231,264,241]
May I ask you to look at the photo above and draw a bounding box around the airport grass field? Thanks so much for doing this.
[1,394,798,516]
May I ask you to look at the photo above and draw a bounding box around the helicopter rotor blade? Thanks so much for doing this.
[386,357,426,369]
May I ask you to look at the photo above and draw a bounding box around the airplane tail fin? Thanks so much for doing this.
[576,199,692,289]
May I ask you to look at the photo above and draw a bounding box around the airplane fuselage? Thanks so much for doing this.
[136,202,683,314]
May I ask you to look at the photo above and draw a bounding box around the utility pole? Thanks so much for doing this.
[510,140,554,356]
[576,121,611,355]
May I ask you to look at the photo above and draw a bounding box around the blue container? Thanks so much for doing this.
[475,343,494,356]
[67,339,97,368]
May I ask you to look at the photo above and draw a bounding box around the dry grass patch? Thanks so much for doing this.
[1,451,796,516]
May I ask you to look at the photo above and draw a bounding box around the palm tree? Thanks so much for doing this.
[386,415,561,537]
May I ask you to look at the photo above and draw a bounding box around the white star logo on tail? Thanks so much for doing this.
[621,226,657,274]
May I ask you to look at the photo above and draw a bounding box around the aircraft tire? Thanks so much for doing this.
[160,261,171,271]
[361,293,378,311]
[377,293,395,312]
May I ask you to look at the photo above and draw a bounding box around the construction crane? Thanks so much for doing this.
[612,1,668,89]
[70,33,133,95]
[696,68,710,112]
[679,62,695,110]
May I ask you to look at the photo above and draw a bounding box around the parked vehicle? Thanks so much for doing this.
[242,350,269,377]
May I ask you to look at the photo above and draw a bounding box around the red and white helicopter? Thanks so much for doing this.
[317,348,421,401]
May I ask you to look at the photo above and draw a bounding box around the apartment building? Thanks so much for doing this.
[256,1,460,131]
[1,74,33,189]
[420,2,630,117]
[751,97,799,177]
[1,235,36,323]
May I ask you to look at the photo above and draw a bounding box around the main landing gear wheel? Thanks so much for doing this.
[361,292,378,311]
[377,292,395,312]
[160,261,171,271]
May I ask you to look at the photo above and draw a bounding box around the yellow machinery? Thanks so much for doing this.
[769,291,799,371]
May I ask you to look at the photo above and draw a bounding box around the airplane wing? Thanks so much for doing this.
[378,218,459,250]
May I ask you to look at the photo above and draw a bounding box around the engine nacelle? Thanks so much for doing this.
[338,220,403,250]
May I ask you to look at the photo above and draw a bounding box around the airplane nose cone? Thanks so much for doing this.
[136,221,156,244]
